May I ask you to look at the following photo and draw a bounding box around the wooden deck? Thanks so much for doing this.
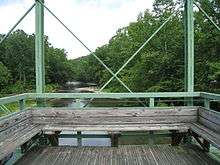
[15,145,220,165]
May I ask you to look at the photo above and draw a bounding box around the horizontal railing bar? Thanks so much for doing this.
[0,94,26,105]
[81,99,205,103]
[0,92,219,106]
[200,92,220,101]
[26,92,200,99]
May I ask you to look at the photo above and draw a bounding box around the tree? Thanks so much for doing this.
[0,62,11,90]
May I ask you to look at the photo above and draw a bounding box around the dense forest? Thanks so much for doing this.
[0,30,75,94]
[71,0,220,93]
[0,0,219,95]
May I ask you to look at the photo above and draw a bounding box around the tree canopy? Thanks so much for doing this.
[0,0,219,94]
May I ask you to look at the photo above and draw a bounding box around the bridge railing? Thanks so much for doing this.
[0,92,219,117]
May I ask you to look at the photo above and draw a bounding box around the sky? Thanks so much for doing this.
[0,0,154,59]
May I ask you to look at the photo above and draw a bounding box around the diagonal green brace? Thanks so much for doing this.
[84,7,181,107]
[36,0,146,107]
[99,7,181,92]
[0,3,35,44]
[194,1,220,32]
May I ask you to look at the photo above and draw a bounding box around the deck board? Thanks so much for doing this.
[15,145,220,165]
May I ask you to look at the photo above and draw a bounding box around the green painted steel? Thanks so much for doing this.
[99,9,180,93]
[36,1,146,107]
[204,98,210,109]
[0,92,219,108]
[35,0,45,94]
[194,1,220,32]
[0,105,11,114]
[200,92,220,101]
[84,7,180,107]
[19,99,25,111]
[36,1,128,92]
[0,3,35,45]
[149,98,155,107]
[0,94,26,105]
[184,0,194,106]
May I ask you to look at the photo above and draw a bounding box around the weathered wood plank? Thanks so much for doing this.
[0,124,42,160]
[190,123,220,150]
[0,118,32,141]
[199,107,220,126]
[0,110,32,132]
[32,107,198,118]
[43,123,189,132]
[33,116,197,125]
[199,117,220,133]
[14,145,220,165]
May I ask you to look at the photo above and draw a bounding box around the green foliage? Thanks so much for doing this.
[69,0,219,93]
[0,62,11,90]
[0,30,75,94]
[0,0,219,95]
[45,84,59,93]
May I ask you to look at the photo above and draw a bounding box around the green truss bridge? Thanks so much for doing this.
[0,0,220,164]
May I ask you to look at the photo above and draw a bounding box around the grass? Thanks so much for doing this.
[0,99,36,117]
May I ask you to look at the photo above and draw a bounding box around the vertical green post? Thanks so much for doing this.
[19,99,25,111]
[204,98,210,109]
[35,0,45,106]
[35,0,45,94]
[149,98,155,107]
[184,0,194,106]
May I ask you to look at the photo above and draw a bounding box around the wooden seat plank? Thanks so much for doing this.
[43,123,189,132]
[0,124,42,160]
[190,123,220,150]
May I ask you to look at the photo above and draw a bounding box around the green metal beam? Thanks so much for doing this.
[194,1,220,32]
[4,92,220,106]
[149,98,155,107]
[35,0,45,94]
[99,10,179,92]
[0,105,11,114]
[35,1,146,107]
[200,92,220,101]
[84,7,181,107]
[0,3,35,45]
[0,94,26,105]
[19,99,26,111]
[184,0,194,106]
[204,98,210,109]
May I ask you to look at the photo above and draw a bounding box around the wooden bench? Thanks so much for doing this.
[32,107,197,147]
[0,110,42,161]
[190,107,220,151]
[0,106,219,162]
[31,107,197,133]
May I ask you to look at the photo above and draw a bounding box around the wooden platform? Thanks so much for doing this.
[15,145,220,165]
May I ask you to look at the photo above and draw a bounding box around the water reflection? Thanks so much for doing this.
[59,131,111,146]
